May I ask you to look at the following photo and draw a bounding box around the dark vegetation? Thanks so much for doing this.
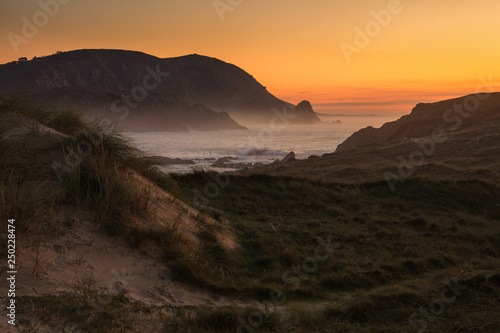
[159,172,500,331]
[1,98,499,332]
[0,98,158,235]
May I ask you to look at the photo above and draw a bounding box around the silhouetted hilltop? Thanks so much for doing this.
[336,93,500,152]
[0,49,320,130]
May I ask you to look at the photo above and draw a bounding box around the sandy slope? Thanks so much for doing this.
[0,208,247,332]
[0,209,248,332]
[14,218,238,306]
[0,111,248,332]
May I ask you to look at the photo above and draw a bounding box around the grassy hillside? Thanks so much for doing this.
[163,173,500,332]
[1,98,499,332]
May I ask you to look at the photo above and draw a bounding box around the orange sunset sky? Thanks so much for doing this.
[1,0,499,115]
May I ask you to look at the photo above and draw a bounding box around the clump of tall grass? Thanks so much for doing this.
[0,98,162,237]
[0,97,87,135]
[60,124,159,235]
[0,115,62,235]
[0,172,59,233]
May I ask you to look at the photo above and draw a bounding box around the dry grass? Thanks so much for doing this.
[2,97,499,332]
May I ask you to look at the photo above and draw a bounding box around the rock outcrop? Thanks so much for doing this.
[281,151,296,163]
[292,101,321,124]
[147,156,195,165]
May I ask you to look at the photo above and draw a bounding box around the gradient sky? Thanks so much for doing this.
[1,0,499,115]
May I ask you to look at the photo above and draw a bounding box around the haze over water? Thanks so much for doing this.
[126,115,398,173]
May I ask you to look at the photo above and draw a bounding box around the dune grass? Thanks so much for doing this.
[0,98,230,298]
[0,97,87,135]
[161,172,500,331]
[2,98,499,332]
[0,98,161,239]
[59,126,158,234]
[15,272,500,332]
[0,109,62,236]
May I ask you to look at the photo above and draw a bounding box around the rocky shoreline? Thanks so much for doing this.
[148,151,299,170]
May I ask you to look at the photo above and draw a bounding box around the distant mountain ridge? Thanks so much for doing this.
[0,49,320,131]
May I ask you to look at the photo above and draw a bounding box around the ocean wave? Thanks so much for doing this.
[237,147,270,156]
[236,147,288,156]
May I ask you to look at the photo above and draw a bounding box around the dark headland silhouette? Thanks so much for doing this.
[243,92,500,186]
[0,49,321,131]
[337,93,500,152]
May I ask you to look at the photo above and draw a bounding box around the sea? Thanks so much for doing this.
[125,115,400,174]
